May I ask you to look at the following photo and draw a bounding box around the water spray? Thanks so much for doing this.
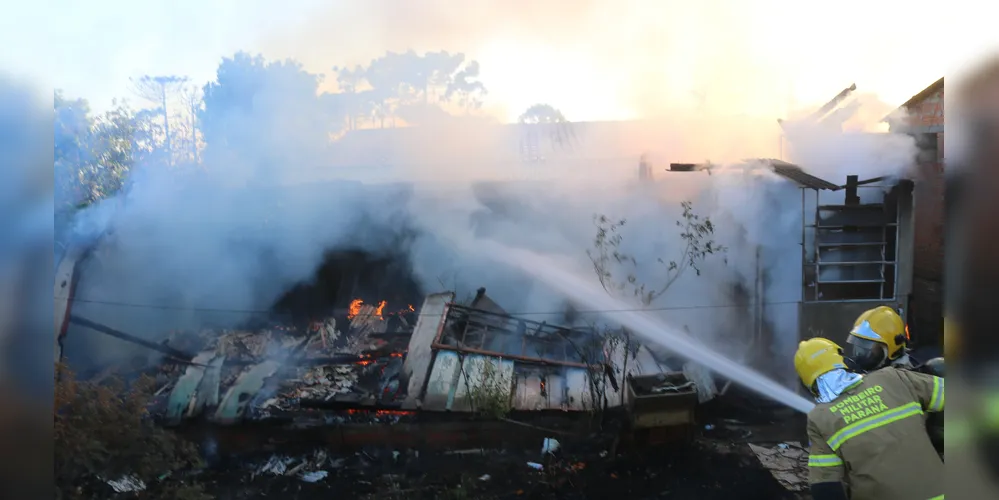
[475,241,816,414]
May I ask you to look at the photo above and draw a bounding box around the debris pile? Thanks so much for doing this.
[747,442,809,492]
[100,297,423,425]
[253,449,337,484]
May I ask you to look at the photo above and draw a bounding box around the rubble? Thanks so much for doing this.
[104,476,146,493]
[747,442,809,492]
[70,289,816,498]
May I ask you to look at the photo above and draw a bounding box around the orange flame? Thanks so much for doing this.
[347,299,404,321]
[408,304,415,312]
[347,299,363,319]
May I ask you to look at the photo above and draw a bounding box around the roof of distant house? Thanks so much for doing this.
[900,77,945,110]
[882,77,944,124]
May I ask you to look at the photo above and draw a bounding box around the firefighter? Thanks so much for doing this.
[845,306,945,455]
[843,306,946,374]
[796,337,945,500]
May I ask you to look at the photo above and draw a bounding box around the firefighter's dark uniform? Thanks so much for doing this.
[807,367,945,500]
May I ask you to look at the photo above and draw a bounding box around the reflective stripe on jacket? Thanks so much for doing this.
[806,367,944,500]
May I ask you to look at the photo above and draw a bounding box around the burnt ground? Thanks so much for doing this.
[197,439,798,500]
[182,388,810,500]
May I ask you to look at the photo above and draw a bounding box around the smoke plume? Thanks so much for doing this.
[60,43,917,382]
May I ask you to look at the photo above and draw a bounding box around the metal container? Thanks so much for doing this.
[626,372,698,429]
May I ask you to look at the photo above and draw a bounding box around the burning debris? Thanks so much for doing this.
[75,294,422,426]
[72,287,704,430]
[60,282,806,499]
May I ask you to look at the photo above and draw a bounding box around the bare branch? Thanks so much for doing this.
[588,200,727,307]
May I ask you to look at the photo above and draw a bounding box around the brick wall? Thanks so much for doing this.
[904,87,945,347]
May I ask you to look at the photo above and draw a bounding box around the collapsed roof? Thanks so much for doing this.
[72,288,697,426]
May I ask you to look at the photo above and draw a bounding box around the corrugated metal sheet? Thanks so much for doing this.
[420,343,673,412]
[402,292,453,407]
[510,366,573,411]
[422,350,461,411]
[213,360,281,424]
[564,368,595,411]
[512,370,546,410]
[449,355,515,412]
[632,345,668,375]
[165,351,216,424]
[190,355,225,416]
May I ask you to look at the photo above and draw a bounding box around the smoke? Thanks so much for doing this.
[60,41,918,385]
[255,1,936,123]
[781,98,918,186]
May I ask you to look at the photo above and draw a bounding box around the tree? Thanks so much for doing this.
[518,104,575,163]
[54,92,92,209]
[355,50,488,126]
[129,76,188,167]
[519,104,575,148]
[332,64,370,131]
[178,85,204,163]
[200,52,333,172]
[446,60,488,114]
[54,93,150,213]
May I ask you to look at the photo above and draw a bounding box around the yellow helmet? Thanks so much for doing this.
[846,306,907,371]
[794,338,848,392]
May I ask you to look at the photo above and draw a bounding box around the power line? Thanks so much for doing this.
[56,295,802,317]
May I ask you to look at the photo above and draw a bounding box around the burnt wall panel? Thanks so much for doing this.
[402,292,453,407]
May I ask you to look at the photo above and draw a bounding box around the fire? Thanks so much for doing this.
[408,304,415,312]
[347,299,390,320]
[347,299,363,319]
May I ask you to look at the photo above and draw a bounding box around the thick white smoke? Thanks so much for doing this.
[61,55,917,383]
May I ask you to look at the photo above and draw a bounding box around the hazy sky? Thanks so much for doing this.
[6,0,996,122]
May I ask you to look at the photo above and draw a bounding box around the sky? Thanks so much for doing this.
[5,0,997,123]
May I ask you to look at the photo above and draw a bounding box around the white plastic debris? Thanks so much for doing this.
[257,455,295,476]
[106,476,146,493]
[704,424,715,430]
[479,474,491,481]
[392,451,400,461]
[527,462,543,470]
[541,438,561,455]
[299,471,328,483]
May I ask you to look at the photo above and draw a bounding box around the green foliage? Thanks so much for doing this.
[587,200,726,306]
[465,357,512,419]
[54,365,209,500]
[54,93,160,214]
